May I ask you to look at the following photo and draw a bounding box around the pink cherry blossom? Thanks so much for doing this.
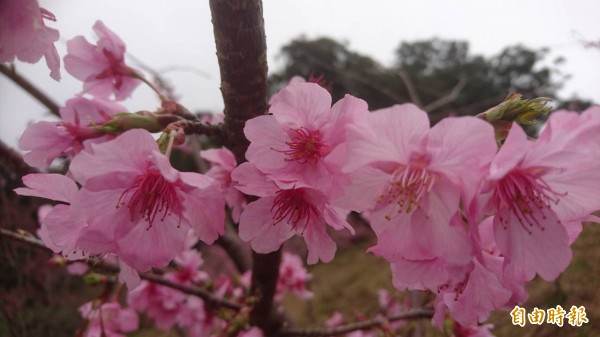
[0,0,61,80]
[64,20,141,100]
[537,105,600,151]
[14,173,143,288]
[19,97,124,167]
[15,173,85,257]
[129,280,186,330]
[201,147,247,222]
[433,255,512,327]
[69,129,225,271]
[233,162,353,264]
[172,249,209,284]
[237,327,264,337]
[483,122,600,282]
[452,322,495,337]
[79,301,139,337]
[276,252,313,300]
[241,252,313,300]
[342,104,496,287]
[244,82,368,194]
[129,257,216,335]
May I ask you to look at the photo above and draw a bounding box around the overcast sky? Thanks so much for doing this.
[1,0,599,148]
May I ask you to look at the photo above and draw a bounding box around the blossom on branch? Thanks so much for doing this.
[481,117,600,282]
[64,20,141,100]
[79,301,139,337]
[233,162,353,264]
[19,96,124,167]
[69,129,225,271]
[244,82,368,194]
[201,147,247,223]
[341,104,497,289]
[0,0,61,80]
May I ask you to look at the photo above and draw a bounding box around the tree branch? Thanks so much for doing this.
[298,53,407,105]
[166,119,224,138]
[209,0,269,165]
[0,228,242,311]
[397,69,423,108]
[423,74,468,112]
[216,220,251,273]
[278,308,434,337]
[0,64,60,117]
[0,139,37,178]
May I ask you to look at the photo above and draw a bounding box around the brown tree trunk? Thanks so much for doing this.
[209,0,283,334]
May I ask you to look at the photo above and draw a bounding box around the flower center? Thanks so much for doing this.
[117,170,180,226]
[280,127,326,163]
[493,169,565,233]
[377,164,436,220]
[271,189,317,230]
[96,49,132,90]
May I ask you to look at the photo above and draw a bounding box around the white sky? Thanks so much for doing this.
[1,0,599,148]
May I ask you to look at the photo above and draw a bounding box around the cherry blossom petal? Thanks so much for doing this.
[15,173,78,203]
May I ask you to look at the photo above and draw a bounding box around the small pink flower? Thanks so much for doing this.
[433,256,512,327]
[482,121,600,282]
[172,249,209,284]
[15,173,142,289]
[0,0,61,80]
[69,129,225,271]
[79,301,139,337]
[15,173,85,258]
[129,281,186,330]
[64,20,141,100]
[276,252,313,300]
[244,82,368,194]
[237,327,264,337]
[233,162,353,264]
[342,104,496,287]
[19,97,124,167]
[431,217,526,329]
[453,322,495,337]
[201,147,247,222]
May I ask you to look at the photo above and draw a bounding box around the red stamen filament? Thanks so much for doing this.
[378,165,436,220]
[276,127,325,164]
[96,49,131,89]
[117,171,180,227]
[271,189,316,231]
[494,170,565,233]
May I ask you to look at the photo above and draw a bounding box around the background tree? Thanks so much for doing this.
[270,37,568,124]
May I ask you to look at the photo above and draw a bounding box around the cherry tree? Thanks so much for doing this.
[1,1,600,336]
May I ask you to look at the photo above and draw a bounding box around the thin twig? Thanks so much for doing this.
[0,64,60,117]
[299,53,407,105]
[166,119,224,138]
[279,308,434,337]
[216,220,251,273]
[423,75,468,112]
[139,272,241,310]
[0,228,242,311]
[0,139,37,177]
[397,69,423,108]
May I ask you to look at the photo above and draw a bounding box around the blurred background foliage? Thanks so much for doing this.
[269,37,592,123]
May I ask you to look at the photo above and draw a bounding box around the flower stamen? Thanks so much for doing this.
[274,127,326,164]
[117,171,180,226]
[271,189,316,232]
[494,170,566,233]
[378,164,436,220]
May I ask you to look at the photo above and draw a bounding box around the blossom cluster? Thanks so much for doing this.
[6,1,600,335]
[126,249,310,336]
[235,81,600,328]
